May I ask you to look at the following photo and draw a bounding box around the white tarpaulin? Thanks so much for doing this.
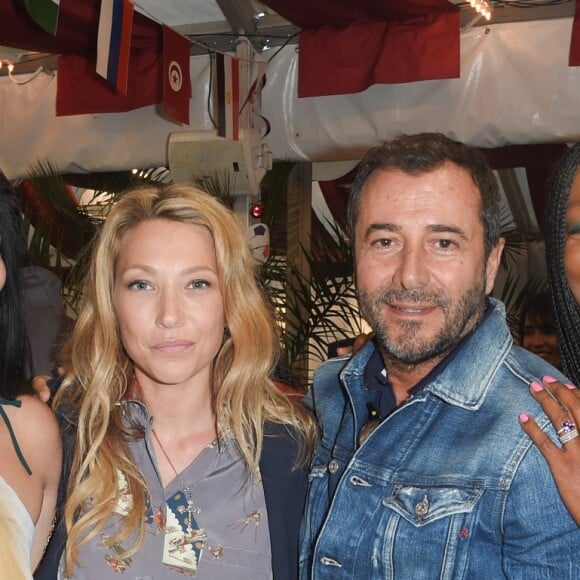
[1,16,580,178]
[263,17,580,161]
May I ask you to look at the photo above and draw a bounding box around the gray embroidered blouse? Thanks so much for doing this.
[60,399,272,579]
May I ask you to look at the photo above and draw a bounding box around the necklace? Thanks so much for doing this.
[151,427,218,535]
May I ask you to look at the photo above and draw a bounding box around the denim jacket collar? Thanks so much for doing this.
[341,298,512,412]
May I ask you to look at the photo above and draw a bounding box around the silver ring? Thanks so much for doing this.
[558,427,579,445]
[557,420,576,436]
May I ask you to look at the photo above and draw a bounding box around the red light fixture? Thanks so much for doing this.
[250,203,264,219]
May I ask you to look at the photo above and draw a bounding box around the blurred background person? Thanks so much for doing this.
[21,262,73,378]
[0,172,61,578]
[519,290,561,369]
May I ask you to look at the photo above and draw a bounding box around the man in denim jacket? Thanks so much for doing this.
[300,133,580,579]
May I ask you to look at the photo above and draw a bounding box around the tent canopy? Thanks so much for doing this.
[0,0,578,179]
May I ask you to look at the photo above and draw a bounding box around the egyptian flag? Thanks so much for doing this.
[216,54,240,141]
[24,0,60,35]
[96,0,134,94]
[162,25,191,125]
[570,0,580,66]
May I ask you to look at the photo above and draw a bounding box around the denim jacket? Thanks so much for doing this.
[300,299,580,579]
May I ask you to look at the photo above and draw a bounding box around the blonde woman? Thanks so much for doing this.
[53,184,316,579]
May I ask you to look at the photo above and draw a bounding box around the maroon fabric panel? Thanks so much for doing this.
[56,48,162,115]
[261,0,454,29]
[570,0,580,65]
[298,11,460,98]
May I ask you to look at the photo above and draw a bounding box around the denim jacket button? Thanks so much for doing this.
[328,458,340,474]
[320,556,343,567]
[415,494,430,517]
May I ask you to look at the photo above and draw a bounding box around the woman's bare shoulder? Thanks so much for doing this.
[12,395,61,465]
[14,395,59,431]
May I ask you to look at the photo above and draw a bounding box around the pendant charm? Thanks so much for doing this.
[184,487,201,533]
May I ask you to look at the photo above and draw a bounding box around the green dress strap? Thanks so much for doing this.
[0,397,32,476]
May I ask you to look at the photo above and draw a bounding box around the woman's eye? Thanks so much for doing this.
[128,280,151,290]
[188,279,210,289]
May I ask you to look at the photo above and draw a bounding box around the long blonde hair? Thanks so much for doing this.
[55,184,316,574]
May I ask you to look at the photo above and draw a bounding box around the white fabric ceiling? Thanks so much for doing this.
[136,0,226,26]
[0,5,579,179]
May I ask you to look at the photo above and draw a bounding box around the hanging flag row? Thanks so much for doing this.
[23,0,193,125]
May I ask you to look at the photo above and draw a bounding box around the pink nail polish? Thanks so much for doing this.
[519,413,529,423]
[530,381,544,392]
[566,383,577,390]
[543,375,557,383]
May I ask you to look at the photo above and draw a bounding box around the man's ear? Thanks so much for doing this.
[485,237,505,295]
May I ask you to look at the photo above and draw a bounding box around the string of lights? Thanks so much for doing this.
[468,0,493,21]
[0,60,54,84]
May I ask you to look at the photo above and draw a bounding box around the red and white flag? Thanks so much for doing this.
[162,24,191,125]
[216,54,240,141]
[96,0,134,94]
[298,11,460,98]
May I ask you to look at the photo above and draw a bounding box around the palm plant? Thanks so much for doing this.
[16,162,168,313]
[16,160,544,386]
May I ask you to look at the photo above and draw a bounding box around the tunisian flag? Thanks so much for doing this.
[162,25,192,125]
[298,11,460,98]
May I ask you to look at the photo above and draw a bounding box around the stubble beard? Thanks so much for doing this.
[358,280,487,365]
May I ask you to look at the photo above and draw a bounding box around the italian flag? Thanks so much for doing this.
[24,0,60,35]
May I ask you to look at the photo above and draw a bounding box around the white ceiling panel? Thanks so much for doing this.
[135,0,226,27]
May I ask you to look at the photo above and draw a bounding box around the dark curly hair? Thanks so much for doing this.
[545,143,580,384]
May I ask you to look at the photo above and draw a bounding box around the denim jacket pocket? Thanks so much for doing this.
[383,484,484,526]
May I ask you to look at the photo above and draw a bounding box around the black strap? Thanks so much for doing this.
[0,397,32,475]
